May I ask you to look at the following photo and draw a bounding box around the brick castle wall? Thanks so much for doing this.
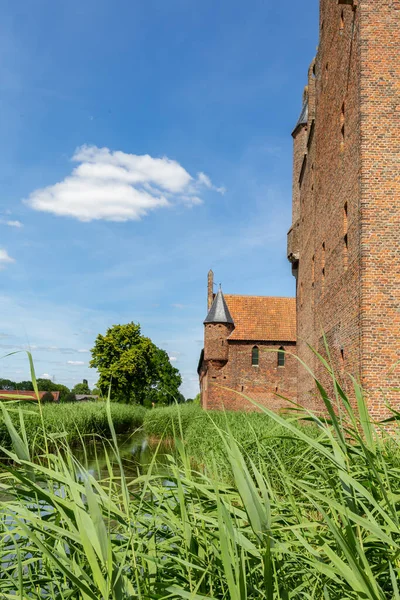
[359,0,400,418]
[291,0,400,418]
[200,333,297,411]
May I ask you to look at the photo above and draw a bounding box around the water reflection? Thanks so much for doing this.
[72,430,167,480]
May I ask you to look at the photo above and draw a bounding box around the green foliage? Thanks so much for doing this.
[144,402,201,438]
[35,379,71,402]
[15,380,34,391]
[90,322,182,405]
[0,378,16,390]
[41,391,55,404]
[63,392,78,403]
[144,403,320,484]
[1,371,400,598]
[72,381,91,395]
[0,401,146,451]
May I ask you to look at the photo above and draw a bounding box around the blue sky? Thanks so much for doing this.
[0,0,318,397]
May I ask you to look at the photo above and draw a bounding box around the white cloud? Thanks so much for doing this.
[169,356,178,362]
[5,220,23,228]
[40,373,51,379]
[0,249,15,269]
[25,145,225,222]
[77,348,89,353]
[197,171,226,195]
[67,360,85,366]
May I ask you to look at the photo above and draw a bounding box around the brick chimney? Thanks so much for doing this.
[207,269,214,310]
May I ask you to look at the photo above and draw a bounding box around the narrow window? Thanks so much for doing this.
[340,103,345,152]
[252,346,259,367]
[343,202,348,270]
[322,242,326,293]
[312,254,315,287]
[340,10,345,32]
[312,255,315,307]
[278,347,285,367]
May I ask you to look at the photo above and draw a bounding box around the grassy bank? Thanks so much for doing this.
[1,369,400,598]
[0,401,146,451]
[144,402,321,484]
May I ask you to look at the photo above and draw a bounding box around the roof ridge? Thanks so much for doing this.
[224,294,295,300]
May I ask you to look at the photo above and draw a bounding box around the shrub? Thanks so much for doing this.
[41,391,55,403]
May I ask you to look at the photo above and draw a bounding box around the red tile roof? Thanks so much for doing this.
[224,295,296,342]
[0,390,60,402]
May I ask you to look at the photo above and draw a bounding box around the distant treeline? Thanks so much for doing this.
[0,377,92,403]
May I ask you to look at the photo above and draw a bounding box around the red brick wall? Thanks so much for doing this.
[291,0,400,418]
[202,341,297,412]
[292,0,362,410]
[203,323,234,364]
[359,0,400,418]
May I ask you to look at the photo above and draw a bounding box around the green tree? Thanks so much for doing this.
[72,382,91,395]
[41,391,55,403]
[36,378,54,392]
[63,392,77,403]
[35,379,70,402]
[53,384,71,403]
[0,379,17,390]
[146,347,183,406]
[15,380,34,391]
[90,322,182,405]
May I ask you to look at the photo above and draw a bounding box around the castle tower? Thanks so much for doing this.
[289,0,400,418]
[203,287,235,365]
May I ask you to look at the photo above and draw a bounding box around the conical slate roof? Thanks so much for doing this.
[204,288,234,325]
[292,100,308,136]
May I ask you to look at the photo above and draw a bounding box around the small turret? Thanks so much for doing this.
[203,287,235,364]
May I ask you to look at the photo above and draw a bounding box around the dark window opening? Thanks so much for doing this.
[252,346,259,367]
[344,205,348,270]
[340,10,345,31]
[299,154,307,186]
[278,347,285,367]
[307,121,315,149]
[341,104,345,151]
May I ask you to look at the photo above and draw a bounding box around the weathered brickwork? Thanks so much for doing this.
[290,0,400,418]
[199,272,297,411]
[201,341,297,411]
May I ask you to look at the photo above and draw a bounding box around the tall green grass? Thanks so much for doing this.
[0,401,146,452]
[144,403,321,485]
[1,357,400,598]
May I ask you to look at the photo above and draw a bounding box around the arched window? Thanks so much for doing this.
[278,347,285,367]
[252,346,259,367]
